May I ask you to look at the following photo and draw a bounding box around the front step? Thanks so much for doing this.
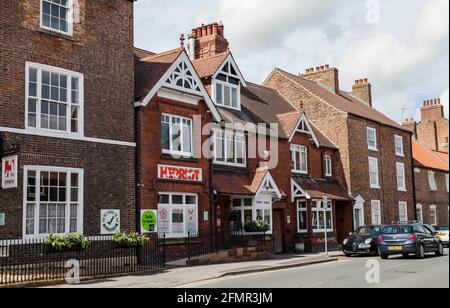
[186,247,270,266]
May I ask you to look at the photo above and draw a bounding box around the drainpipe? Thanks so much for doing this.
[410,134,418,221]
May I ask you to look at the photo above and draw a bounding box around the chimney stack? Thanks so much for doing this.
[187,22,229,60]
[352,78,373,107]
[402,118,417,136]
[300,65,339,94]
[421,98,444,122]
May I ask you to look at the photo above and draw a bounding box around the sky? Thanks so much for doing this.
[134,0,449,123]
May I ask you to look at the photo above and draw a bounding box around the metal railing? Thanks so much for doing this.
[0,235,166,286]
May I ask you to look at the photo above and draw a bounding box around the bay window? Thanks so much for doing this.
[213,130,246,167]
[311,200,333,232]
[161,114,193,157]
[24,166,83,238]
[157,193,198,238]
[297,201,308,233]
[26,63,83,135]
[291,144,308,174]
[40,0,73,36]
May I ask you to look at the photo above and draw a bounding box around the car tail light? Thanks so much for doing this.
[378,236,384,241]
[408,234,417,241]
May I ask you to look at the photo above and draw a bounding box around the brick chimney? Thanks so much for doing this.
[187,22,229,60]
[402,118,417,136]
[421,99,444,122]
[352,78,372,107]
[300,65,340,94]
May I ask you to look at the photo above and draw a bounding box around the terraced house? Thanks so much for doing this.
[264,66,415,228]
[0,0,136,240]
[134,23,354,253]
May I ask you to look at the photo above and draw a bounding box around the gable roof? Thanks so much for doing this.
[292,176,353,201]
[412,139,449,172]
[134,47,155,63]
[277,112,338,149]
[271,68,410,132]
[192,52,229,78]
[134,49,221,122]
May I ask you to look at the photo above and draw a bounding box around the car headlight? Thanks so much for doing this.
[343,239,348,245]
[365,238,373,245]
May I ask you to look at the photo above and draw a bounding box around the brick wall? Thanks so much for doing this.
[0,0,136,239]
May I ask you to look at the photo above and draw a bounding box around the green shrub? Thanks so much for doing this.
[244,220,270,233]
[45,233,91,251]
[112,232,150,247]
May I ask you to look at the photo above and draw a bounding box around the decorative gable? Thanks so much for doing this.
[255,171,282,200]
[289,113,320,148]
[165,61,202,94]
[291,178,309,202]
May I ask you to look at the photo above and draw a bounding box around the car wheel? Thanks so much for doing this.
[402,253,409,258]
[436,243,444,257]
[380,253,389,260]
[415,245,425,259]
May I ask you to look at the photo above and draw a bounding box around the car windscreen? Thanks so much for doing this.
[356,226,381,236]
[382,225,414,234]
[435,226,449,231]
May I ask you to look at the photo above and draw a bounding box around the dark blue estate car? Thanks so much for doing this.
[378,224,444,260]
[343,225,383,256]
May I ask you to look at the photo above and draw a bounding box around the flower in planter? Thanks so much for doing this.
[45,233,91,252]
[244,220,270,233]
[112,232,150,247]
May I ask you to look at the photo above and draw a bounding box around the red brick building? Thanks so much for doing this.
[264,67,415,229]
[135,23,354,253]
[0,0,136,240]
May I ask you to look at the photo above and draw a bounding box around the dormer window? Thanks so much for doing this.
[213,61,242,110]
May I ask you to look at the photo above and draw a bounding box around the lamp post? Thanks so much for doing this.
[323,196,329,256]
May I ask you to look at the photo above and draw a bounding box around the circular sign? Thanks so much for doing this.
[101,210,120,234]
[141,210,157,233]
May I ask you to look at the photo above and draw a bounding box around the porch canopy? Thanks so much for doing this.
[291,176,353,202]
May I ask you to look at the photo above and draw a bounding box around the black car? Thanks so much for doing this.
[343,225,383,256]
[378,223,444,259]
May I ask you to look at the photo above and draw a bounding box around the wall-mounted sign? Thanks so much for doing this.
[203,211,209,222]
[255,194,272,207]
[186,208,197,234]
[101,210,120,235]
[0,213,5,226]
[2,156,18,189]
[158,206,170,234]
[141,209,158,234]
[158,164,202,182]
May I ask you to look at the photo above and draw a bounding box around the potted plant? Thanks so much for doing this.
[244,220,270,233]
[112,232,150,248]
[45,233,91,252]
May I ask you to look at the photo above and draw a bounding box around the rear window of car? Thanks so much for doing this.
[383,225,413,234]
[357,226,381,236]
[435,226,449,231]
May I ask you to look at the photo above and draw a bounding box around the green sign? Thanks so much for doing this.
[141,210,157,233]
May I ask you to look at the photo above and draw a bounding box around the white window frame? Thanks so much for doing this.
[231,197,273,234]
[324,155,332,177]
[367,127,378,151]
[212,61,242,110]
[394,135,404,157]
[213,129,246,168]
[428,171,438,191]
[368,157,380,189]
[25,62,84,137]
[311,200,333,233]
[291,144,308,175]
[157,192,198,239]
[160,113,193,157]
[446,174,449,193]
[296,201,308,233]
[398,202,408,222]
[371,200,382,225]
[416,204,423,223]
[40,0,74,37]
[353,199,365,229]
[22,165,84,239]
[430,205,438,226]
[396,162,407,192]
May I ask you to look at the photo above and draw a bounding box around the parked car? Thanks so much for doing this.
[378,223,444,259]
[343,225,383,257]
[433,226,449,247]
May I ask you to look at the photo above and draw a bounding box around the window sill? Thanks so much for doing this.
[368,147,378,152]
[370,186,381,190]
[396,154,405,158]
[37,28,77,42]
[397,189,407,193]
[213,162,247,169]
[160,153,198,163]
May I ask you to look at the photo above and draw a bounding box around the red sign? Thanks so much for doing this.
[2,156,18,189]
[158,164,202,182]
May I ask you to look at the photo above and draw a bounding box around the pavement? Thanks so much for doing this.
[182,249,449,288]
[48,251,342,288]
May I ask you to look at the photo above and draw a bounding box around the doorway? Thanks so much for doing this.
[273,210,283,254]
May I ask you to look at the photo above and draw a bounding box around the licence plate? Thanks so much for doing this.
[388,246,403,251]
[438,234,446,237]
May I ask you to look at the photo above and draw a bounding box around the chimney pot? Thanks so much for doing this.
[202,25,207,37]
[212,23,218,35]
[325,64,330,69]
[207,25,212,36]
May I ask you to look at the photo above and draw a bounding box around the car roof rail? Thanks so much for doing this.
[391,220,421,224]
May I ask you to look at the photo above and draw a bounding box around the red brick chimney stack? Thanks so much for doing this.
[402,117,417,136]
[301,64,340,94]
[421,98,444,122]
[352,78,372,107]
[187,22,229,60]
